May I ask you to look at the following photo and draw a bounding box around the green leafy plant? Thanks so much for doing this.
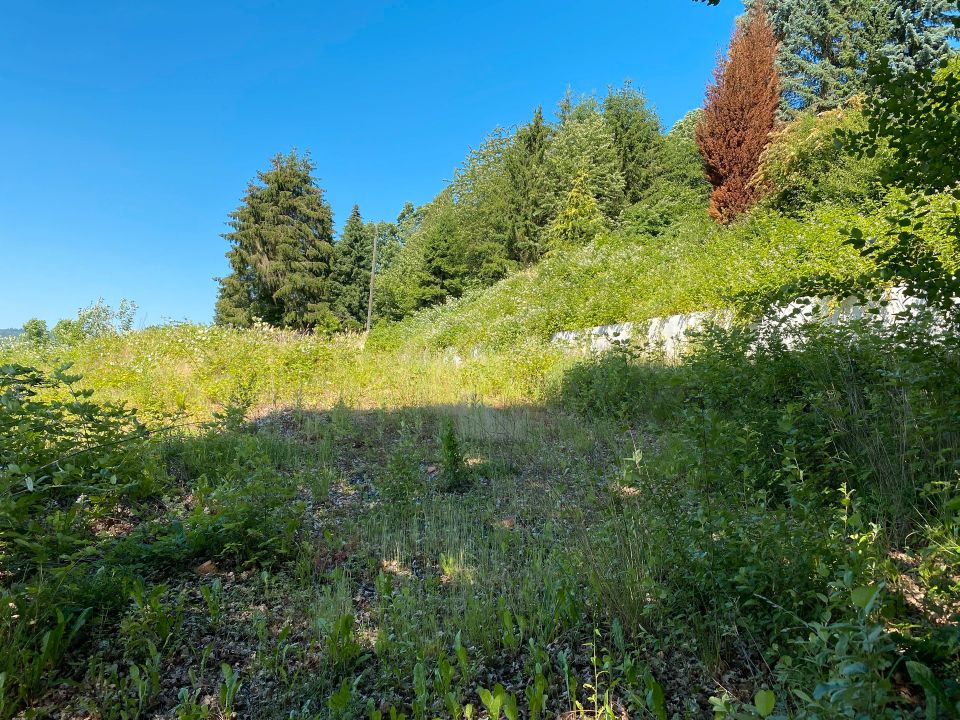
[218,663,242,718]
[438,419,469,492]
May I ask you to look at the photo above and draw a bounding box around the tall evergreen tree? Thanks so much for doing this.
[759,0,891,115]
[547,108,625,221]
[697,3,781,223]
[419,193,468,303]
[215,151,338,331]
[884,0,958,76]
[602,82,664,204]
[752,0,956,113]
[622,110,711,236]
[505,106,552,264]
[330,205,373,330]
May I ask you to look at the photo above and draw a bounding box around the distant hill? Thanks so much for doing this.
[0,328,23,339]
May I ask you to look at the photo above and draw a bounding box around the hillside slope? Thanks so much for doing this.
[371,201,876,352]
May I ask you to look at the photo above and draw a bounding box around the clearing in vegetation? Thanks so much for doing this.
[2,307,959,718]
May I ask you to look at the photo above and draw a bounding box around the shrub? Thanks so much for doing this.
[752,101,887,214]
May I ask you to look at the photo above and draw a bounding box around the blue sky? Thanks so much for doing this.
[0,1,742,328]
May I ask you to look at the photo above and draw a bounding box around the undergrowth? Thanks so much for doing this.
[2,309,958,718]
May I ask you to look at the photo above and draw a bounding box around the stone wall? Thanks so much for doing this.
[550,286,928,357]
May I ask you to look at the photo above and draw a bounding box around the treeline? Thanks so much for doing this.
[214,0,957,332]
[213,90,708,332]
[213,153,402,332]
[373,87,710,320]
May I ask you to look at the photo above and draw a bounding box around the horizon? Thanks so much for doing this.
[1,1,742,328]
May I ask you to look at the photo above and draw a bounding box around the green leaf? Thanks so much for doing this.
[753,689,775,717]
[502,692,518,720]
[840,662,867,676]
[851,585,876,610]
[644,672,667,720]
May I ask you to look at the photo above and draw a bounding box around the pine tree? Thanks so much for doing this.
[884,0,958,76]
[330,205,373,330]
[696,3,781,223]
[214,151,337,331]
[505,106,552,264]
[602,82,664,204]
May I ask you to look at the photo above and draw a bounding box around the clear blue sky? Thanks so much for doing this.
[0,1,742,328]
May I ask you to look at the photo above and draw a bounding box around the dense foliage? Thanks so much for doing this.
[842,55,960,315]
[330,206,374,331]
[555,313,960,718]
[696,3,780,223]
[215,151,338,331]
[753,0,957,115]
[374,85,667,317]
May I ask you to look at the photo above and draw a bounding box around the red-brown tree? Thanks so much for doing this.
[696,3,780,224]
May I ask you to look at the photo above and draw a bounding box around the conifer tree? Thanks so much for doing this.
[419,193,467,303]
[547,172,607,249]
[756,0,892,115]
[547,109,625,222]
[505,106,552,264]
[696,3,780,223]
[330,205,373,329]
[214,151,337,331]
[884,0,958,76]
[602,82,664,204]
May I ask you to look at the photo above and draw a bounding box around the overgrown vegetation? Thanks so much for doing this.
[4,4,960,718]
[5,301,959,719]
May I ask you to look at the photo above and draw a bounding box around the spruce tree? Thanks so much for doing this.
[751,0,956,113]
[547,108,625,222]
[330,205,373,330]
[547,172,607,249]
[757,0,892,115]
[419,194,467,302]
[505,106,552,264]
[602,82,664,204]
[697,3,781,223]
[214,151,337,331]
[884,0,958,76]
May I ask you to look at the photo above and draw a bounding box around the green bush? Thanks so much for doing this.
[0,364,163,716]
[558,316,960,717]
[753,101,887,214]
